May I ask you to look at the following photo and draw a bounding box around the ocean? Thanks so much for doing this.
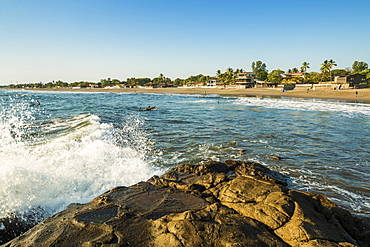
[1,89,369,225]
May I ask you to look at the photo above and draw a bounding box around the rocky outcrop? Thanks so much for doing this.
[0,214,40,245]
[2,160,370,247]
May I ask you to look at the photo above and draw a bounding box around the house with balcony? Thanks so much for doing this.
[235,72,256,88]
[206,79,219,87]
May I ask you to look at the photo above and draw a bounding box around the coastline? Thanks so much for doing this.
[4,87,370,102]
[4,160,370,246]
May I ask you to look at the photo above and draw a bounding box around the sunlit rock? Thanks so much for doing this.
[3,160,370,247]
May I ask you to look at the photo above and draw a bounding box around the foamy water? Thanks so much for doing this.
[234,97,370,117]
[0,90,369,222]
[0,93,163,219]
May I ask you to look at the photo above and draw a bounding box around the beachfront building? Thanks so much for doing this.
[191,82,204,87]
[235,72,256,88]
[80,84,102,88]
[206,79,219,87]
[155,83,176,88]
[283,72,309,83]
[335,74,367,88]
[120,83,134,88]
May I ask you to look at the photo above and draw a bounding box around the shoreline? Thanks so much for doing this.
[4,160,369,246]
[3,87,370,102]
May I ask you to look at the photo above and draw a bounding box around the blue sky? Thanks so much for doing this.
[1,0,369,84]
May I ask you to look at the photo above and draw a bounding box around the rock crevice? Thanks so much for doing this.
[2,160,370,247]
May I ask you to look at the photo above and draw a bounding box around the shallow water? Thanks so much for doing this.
[0,89,369,222]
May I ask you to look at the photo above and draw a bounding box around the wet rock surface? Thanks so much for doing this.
[2,160,370,246]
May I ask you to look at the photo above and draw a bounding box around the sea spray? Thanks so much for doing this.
[1,90,369,220]
[0,95,164,221]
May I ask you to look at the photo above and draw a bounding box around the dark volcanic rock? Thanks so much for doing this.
[0,209,47,245]
[0,214,37,245]
[2,160,370,247]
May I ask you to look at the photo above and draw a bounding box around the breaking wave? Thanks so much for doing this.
[0,94,163,219]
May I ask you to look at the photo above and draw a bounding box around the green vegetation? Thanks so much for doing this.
[301,62,310,73]
[352,61,368,73]
[251,61,268,80]
[6,60,370,89]
[305,72,322,84]
[267,70,285,83]
[331,69,349,77]
[287,68,299,73]
[351,61,370,82]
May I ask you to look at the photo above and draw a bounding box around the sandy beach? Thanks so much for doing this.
[14,87,370,102]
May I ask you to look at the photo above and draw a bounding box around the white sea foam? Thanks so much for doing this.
[288,172,370,214]
[0,101,164,219]
[190,100,215,103]
[234,97,370,117]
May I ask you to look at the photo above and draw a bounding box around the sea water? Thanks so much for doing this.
[0,90,369,224]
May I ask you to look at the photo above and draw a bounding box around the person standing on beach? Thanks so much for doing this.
[356,91,358,97]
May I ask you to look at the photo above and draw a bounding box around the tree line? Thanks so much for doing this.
[7,60,369,89]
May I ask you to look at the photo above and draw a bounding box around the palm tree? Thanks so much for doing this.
[320,60,330,82]
[301,62,310,72]
[226,67,234,74]
[216,69,223,86]
[159,73,165,82]
[328,59,337,82]
[300,62,310,82]
[216,70,222,79]
[224,67,235,86]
